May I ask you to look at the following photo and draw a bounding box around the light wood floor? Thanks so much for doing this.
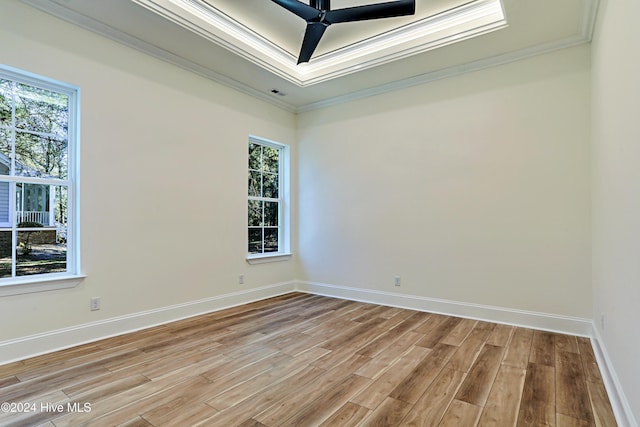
[0,293,617,426]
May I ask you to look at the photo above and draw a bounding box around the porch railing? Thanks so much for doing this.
[17,211,51,226]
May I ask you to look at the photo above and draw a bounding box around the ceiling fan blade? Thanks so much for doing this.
[325,0,415,24]
[298,22,328,64]
[271,0,321,21]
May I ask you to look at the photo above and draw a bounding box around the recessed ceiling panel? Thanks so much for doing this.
[132,0,506,85]
[203,0,475,56]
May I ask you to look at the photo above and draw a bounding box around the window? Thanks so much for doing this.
[248,136,290,261]
[0,65,80,293]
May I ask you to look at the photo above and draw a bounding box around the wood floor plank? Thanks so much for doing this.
[413,313,450,335]
[517,362,556,426]
[577,337,603,383]
[0,375,19,388]
[0,293,616,427]
[355,331,424,380]
[359,397,412,427]
[416,317,463,349]
[556,351,595,423]
[478,365,526,427]
[400,366,466,426]
[356,312,428,358]
[115,416,154,427]
[486,323,514,347]
[447,324,494,373]
[0,390,69,427]
[555,333,580,354]
[438,399,483,427]
[253,353,369,425]
[319,402,371,427]
[206,366,327,426]
[279,374,370,426]
[96,376,219,427]
[441,318,477,346]
[503,327,534,369]
[389,342,458,404]
[585,378,618,427]
[206,347,329,411]
[141,401,218,426]
[557,413,593,427]
[455,344,504,407]
[351,345,429,409]
[530,330,556,367]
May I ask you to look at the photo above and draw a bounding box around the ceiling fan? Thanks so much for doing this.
[271,0,416,64]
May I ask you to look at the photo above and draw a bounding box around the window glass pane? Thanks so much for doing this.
[14,183,66,227]
[54,185,68,241]
[248,170,261,197]
[248,200,262,227]
[248,228,262,254]
[263,146,279,172]
[0,181,10,224]
[16,183,49,225]
[249,143,261,170]
[14,131,67,179]
[16,229,67,276]
[0,80,11,127]
[14,83,68,136]
[0,230,11,278]
[264,228,279,253]
[263,173,278,199]
[0,128,11,175]
[264,201,278,227]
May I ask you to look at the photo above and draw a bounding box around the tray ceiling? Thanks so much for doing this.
[20,0,599,112]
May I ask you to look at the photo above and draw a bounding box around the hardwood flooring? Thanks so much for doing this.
[0,293,617,426]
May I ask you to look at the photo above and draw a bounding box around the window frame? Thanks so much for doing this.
[0,65,83,296]
[246,135,291,264]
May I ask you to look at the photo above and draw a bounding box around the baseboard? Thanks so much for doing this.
[295,281,593,336]
[0,281,296,365]
[591,328,639,427]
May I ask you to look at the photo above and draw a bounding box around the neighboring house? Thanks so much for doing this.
[0,153,56,228]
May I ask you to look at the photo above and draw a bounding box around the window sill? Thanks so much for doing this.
[246,253,292,264]
[0,274,86,296]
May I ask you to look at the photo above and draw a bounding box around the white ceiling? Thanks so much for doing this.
[21,0,599,112]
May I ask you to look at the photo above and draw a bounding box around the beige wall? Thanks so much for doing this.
[0,0,596,373]
[4,0,638,419]
[0,0,297,341]
[592,0,640,422]
[297,45,592,318]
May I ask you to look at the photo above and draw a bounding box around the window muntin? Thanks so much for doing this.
[248,138,287,256]
[0,67,78,285]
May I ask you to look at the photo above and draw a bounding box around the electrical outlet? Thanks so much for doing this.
[600,313,605,331]
[394,276,401,286]
[90,297,101,311]
[239,274,245,285]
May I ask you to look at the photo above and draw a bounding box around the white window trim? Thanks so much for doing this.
[0,65,84,296]
[246,135,290,263]
[0,274,86,296]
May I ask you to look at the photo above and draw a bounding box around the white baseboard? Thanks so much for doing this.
[0,281,296,365]
[591,328,639,427]
[295,281,593,336]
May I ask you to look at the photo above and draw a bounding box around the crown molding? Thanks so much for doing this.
[19,0,299,112]
[18,0,600,113]
[298,33,592,113]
